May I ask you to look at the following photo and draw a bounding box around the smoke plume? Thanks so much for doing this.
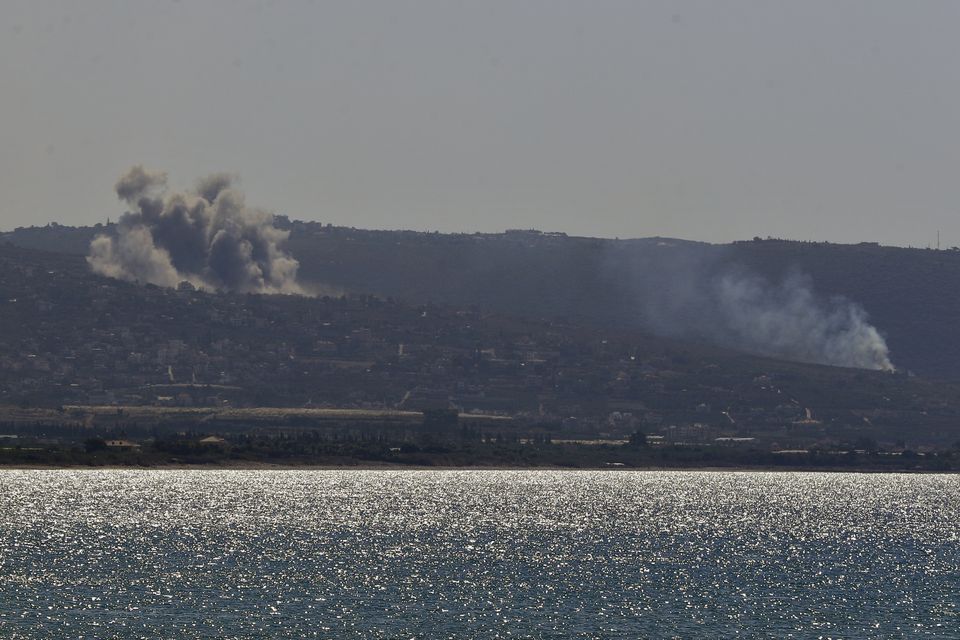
[611,242,894,371]
[88,166,302,294]
[712,269,893,370]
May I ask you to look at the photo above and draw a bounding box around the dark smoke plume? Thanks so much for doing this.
[610,241,894,371]
[89,166,302,294]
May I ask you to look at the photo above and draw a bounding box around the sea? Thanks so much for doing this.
[0,470,956,639]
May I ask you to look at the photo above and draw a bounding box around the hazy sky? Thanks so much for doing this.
[3,1,960,245]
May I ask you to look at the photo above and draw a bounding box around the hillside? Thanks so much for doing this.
[2,241,960,454]
[287,227,960,377]
[6,222,958,377]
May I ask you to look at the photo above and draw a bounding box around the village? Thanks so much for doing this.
[2,241,959,467]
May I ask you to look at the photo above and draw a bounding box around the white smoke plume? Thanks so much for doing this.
[611,242,894,371]
[88,166,303,294]
[712,270,894,370]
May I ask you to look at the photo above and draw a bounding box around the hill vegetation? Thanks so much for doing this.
[1,239,960,470]
[7,221,960,377]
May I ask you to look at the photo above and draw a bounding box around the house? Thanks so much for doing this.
[105,439,140,449]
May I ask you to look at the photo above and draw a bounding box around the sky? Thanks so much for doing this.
[2,0,960,246]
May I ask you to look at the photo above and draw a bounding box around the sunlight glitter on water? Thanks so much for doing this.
[0,470,957,638]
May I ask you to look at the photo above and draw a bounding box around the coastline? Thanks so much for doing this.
[1,462,955,473]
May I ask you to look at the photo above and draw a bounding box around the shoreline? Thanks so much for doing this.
[0,462,955,474]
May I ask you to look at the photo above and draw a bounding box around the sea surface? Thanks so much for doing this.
[0,470,957,639]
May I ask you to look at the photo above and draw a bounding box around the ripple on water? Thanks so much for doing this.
[0,470,957,638]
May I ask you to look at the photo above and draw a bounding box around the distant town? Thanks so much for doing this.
[2,239,960,470]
